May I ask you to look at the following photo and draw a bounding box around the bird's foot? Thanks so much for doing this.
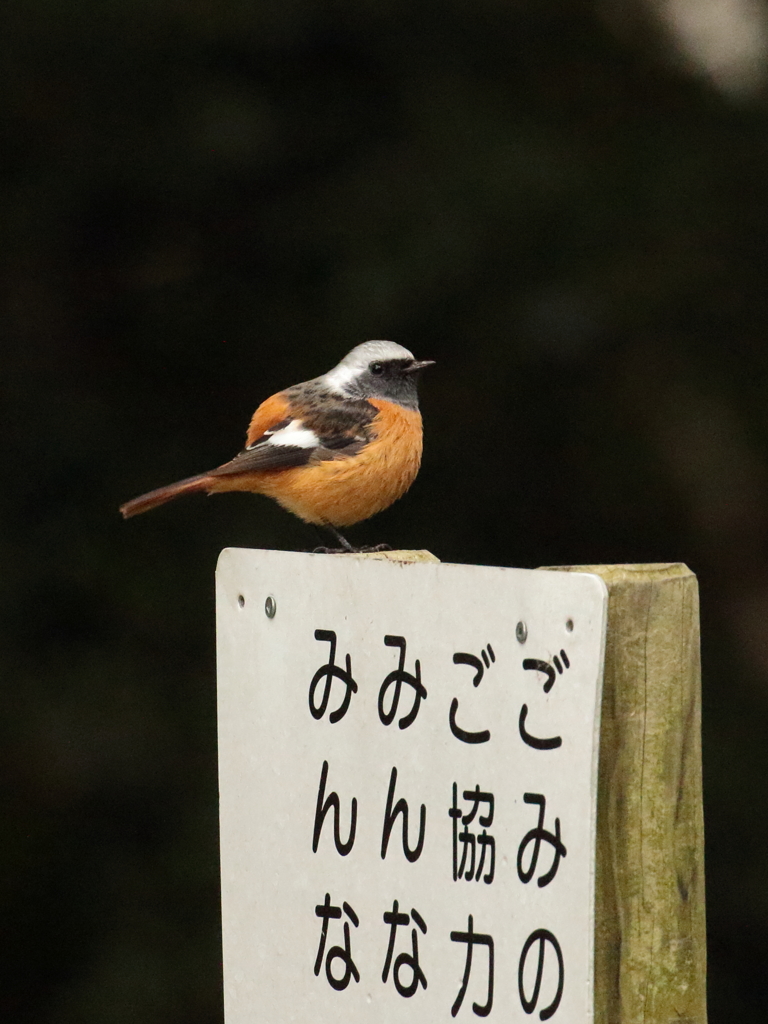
[311,542,392,555]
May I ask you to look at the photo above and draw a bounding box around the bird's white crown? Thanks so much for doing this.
[322,340,415,393]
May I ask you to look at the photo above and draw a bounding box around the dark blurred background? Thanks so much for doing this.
[2,0,767,1019]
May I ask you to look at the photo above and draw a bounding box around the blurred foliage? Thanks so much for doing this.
[2,0,768,1019]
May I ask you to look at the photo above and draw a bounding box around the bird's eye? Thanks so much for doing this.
[369,362,384,375]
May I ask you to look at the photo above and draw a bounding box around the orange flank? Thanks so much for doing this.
[208,399,423,526]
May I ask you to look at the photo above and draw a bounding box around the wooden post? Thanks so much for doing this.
[543,563,706,1024]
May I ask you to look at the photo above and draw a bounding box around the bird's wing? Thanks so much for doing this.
[209,393,376,479]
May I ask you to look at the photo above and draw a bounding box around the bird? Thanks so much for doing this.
[119,340,434,552]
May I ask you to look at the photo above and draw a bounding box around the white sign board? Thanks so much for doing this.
[216,549,607,1023]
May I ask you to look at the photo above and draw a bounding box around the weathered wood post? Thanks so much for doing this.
[542,563,706,1024]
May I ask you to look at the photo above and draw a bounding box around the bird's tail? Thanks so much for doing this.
[119,472,211,519]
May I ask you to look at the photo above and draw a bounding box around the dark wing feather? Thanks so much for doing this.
[208,443,314,478]
[212,419,372,477]
[210,437,370,478]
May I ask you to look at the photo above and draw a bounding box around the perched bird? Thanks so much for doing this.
[119,340,434,551]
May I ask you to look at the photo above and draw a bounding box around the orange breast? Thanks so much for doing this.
[252,399,423,526]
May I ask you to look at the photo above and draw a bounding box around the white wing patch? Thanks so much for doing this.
[263,418,320,449]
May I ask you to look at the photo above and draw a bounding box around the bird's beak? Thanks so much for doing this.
[405,359,436,374]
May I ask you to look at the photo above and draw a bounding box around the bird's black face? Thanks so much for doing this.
[357,357,434,409]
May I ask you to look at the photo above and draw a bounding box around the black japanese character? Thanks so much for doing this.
[450,915,494,1017]
[314,894,360,991]
[517,793,567,887]
[378,636,427,729]
[449,783,495,883]
[382,901,428,997]
[449,646,495,744]
[518,929,564,1020]
[312,760,357,856]
[309,630,358,723]
[381,766,426,862]
[519,651,570,750]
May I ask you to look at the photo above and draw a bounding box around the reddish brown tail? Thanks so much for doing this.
[119,473,211,519]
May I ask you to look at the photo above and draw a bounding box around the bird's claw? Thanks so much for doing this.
[311,542,392,555]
